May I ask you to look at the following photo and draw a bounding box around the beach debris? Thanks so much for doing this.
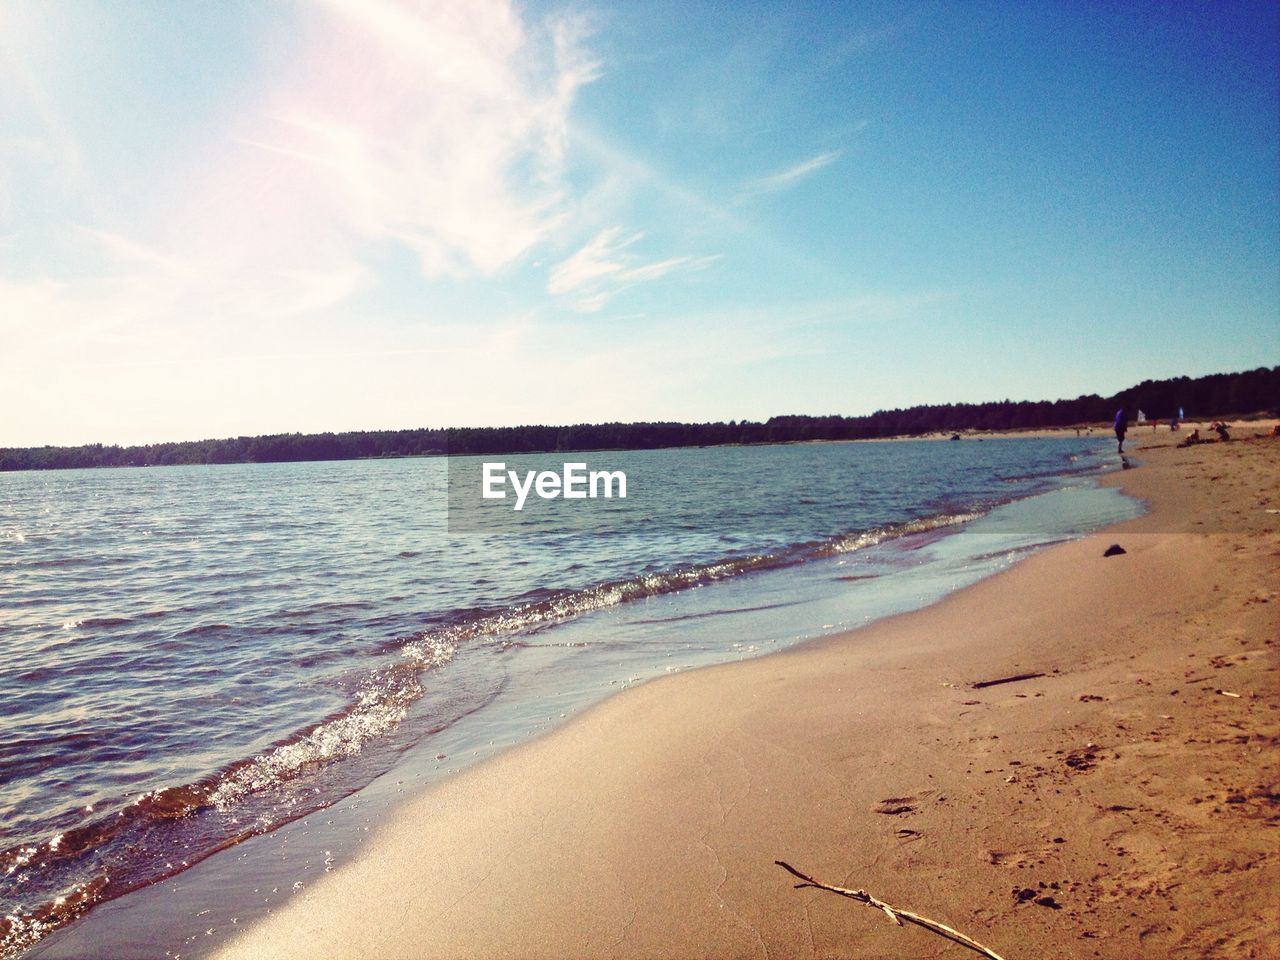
[1103,544,1126,557]
[775,861,1008,960]
[1063,748,1098,772]
[1217,690,1242,698]
[972,671,1045,690]
[1011,885,1060,907]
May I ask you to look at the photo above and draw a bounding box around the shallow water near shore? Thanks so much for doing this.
[1,439,1138,957]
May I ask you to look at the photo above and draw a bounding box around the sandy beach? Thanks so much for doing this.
[203,428,1278,960]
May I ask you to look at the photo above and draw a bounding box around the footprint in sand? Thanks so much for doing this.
[875,798,916,815]
[874,791,935,816]
[987,841,1062,869]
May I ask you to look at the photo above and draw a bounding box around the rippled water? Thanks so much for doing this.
[0,439,1124,956]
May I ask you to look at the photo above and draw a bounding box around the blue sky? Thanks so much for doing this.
[2,0,1277,446]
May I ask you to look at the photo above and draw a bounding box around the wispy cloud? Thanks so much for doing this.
[244,0,601,278]
[548,227,718,311]
[3,0,724,344]
[0,3,86,202]
[2,0,606,367]
[743,149,843,196]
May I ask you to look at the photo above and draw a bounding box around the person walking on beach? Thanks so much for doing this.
[1113,407,1127,453]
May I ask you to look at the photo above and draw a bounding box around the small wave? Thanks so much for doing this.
[208,634,455,811]
[25,555,131,569]
[177,622,231,637]
[24,556,83,569]
[388,510,985,665]
[0,874,107,959]
[962,538,1073,566]
[630,598,807,626]
[77,616,133,629]
[997,462,1104,484]
[0,782,214,960]
[280,600,374,620]
[821,512,981,556]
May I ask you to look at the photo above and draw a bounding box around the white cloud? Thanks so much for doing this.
[247,0,601,278]
[548,227,718,311]
[745,149,843,195]
[1,0,604,376]
[548,227,637,294]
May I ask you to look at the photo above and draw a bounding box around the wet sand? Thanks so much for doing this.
[212,428,1279,959]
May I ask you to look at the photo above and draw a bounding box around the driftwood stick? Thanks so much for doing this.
[775,861,1008,960]
[972,671,1045,690]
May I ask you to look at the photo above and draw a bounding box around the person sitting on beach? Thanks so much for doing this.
[1177,428,1202,448]
[1113,407,1127,454]
[1210,421,1231,442]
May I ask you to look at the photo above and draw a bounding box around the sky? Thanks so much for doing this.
[1,0,1277,446]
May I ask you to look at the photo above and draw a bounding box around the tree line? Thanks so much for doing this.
[3,366,1275,472]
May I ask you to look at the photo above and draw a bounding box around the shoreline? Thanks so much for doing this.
[11,437,1126,960]
[28,430,1278,959]
[193,431,1277,957]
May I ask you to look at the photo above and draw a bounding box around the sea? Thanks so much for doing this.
[0,438,1140,958]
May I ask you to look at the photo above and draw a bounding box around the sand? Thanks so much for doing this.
[211,428,1279,960]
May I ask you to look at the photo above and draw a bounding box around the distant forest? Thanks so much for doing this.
[3,366,1276,471]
